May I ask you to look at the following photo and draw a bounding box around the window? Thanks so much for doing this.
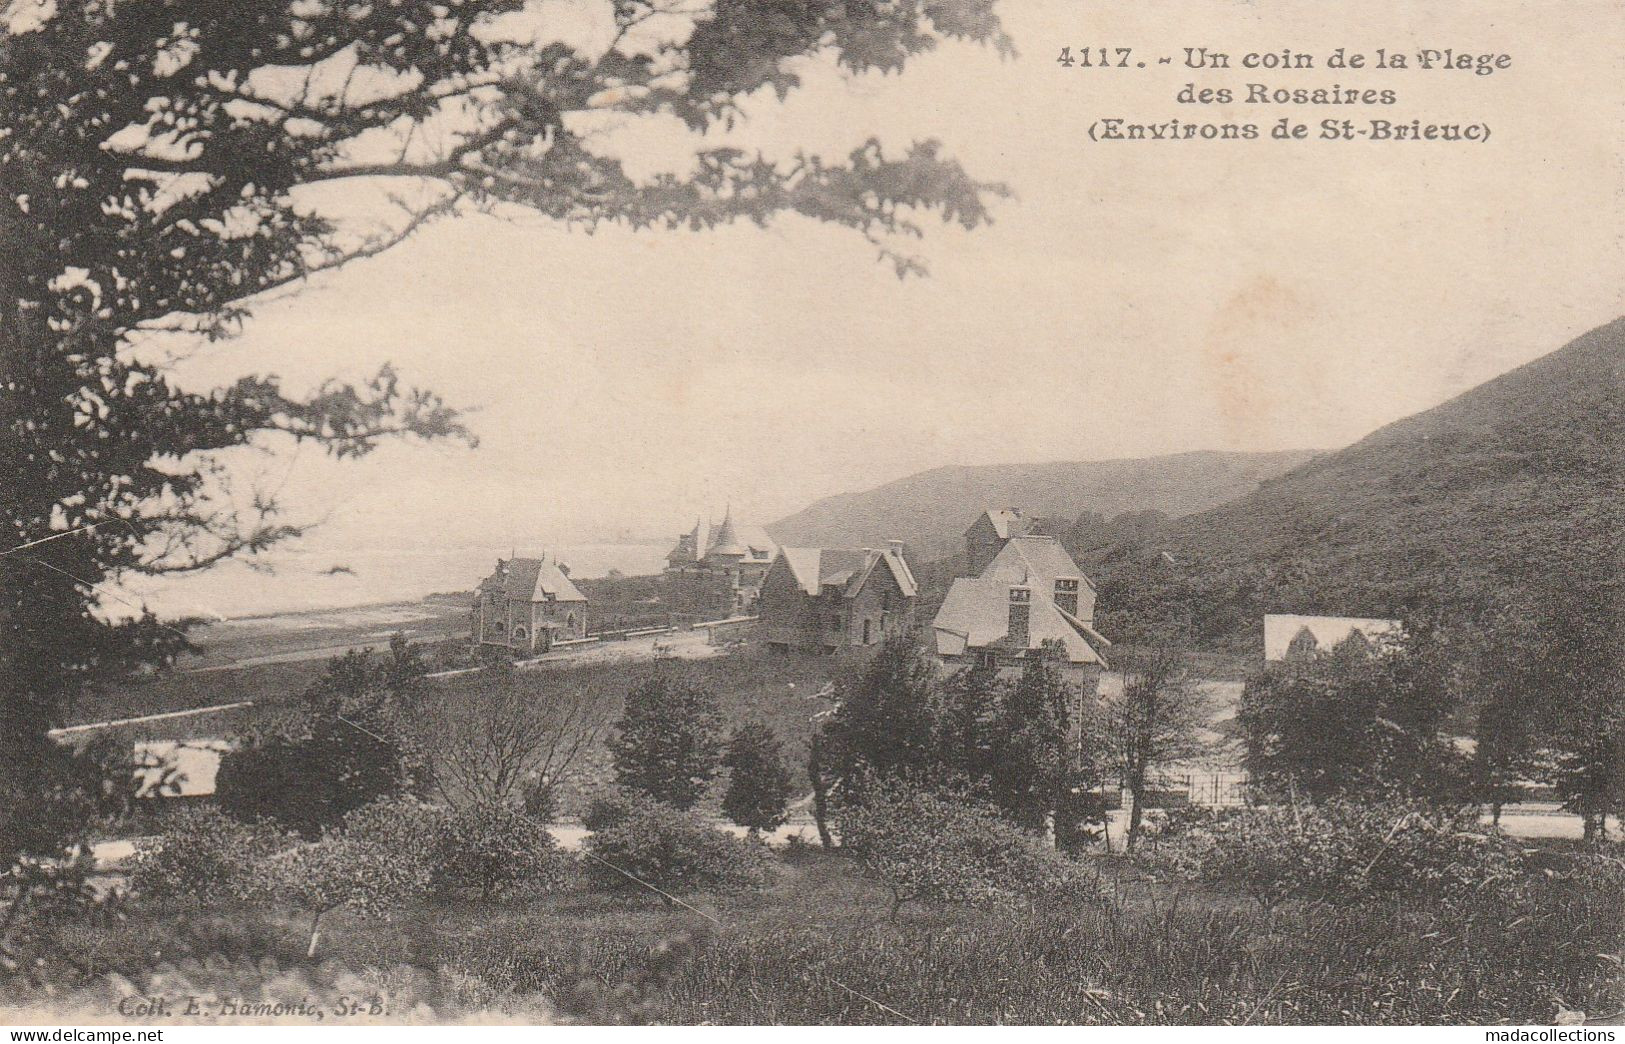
[830,614,842,632]
[862,618,872,644]
[976,649,998,669]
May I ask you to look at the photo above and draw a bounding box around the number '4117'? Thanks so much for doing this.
[1057,47,1134,67]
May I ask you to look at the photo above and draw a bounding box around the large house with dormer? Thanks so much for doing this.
[472,556,589,655]
[663,510,778,623]
[931,509,1110,681]
[757,541,918,652]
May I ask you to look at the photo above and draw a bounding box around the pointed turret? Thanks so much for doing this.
[706,507,747,559]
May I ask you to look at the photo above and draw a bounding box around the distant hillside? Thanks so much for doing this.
[767,450,1320,560]
[1087,316,1625,646]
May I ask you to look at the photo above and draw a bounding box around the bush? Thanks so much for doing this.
[215,719,408,838]
[260,796,447,956]
[581,791,632,832]
[435,802,569,899]
[583,796,768,897]
[129,806,287,907]
[836,776,1101,916]
[1153,800,1528,909]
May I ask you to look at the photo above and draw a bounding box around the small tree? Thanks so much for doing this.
[270,796,443,957]
[722,723,793,837]
[129,807,287,908]
[407,663,611,815]
[986,654,1074,842]
[608,674,723,810]
[1106,643,1209,851]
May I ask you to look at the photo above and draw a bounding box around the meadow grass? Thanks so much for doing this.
[32,844,1622,1025]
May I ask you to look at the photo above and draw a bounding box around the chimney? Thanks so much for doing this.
[1008,585,1031,648]
[885,539,905,559]
[1054,577,1080,617]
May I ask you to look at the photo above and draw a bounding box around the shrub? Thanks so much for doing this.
[435,802,569,899]
[583,796,768,897]
[1153,800,1528,910]
[581,791,632,832]
[215,719,408,839]
[836,776,1101,916]
[129,806,287,907]
[264,796,446,956]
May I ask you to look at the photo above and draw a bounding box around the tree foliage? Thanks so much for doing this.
[1239,623,1470,806]
[721,722,792,836]
[214,639,426,836]
[405,661,611,817]
[583,793,767,897]
[608,673,722,810]
[835,775,1098,917]
[1104,642,1209,851]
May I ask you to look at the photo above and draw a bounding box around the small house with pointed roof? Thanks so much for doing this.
[932,514,1110,681]
[757,540,918,651]
[663,509,778,623]
[1263,614,1401,662]
[472,556,588,654]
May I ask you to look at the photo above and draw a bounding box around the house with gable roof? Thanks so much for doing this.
[663,508,778,623]
[1263,614,1402,662]
[757,540,918,651]
[472,556,589,655]
[931,510,1111,681]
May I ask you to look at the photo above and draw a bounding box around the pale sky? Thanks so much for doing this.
[139,0,1623,610]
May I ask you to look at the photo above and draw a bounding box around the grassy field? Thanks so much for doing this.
[422,645,854,817]
[28,842,1622,1025]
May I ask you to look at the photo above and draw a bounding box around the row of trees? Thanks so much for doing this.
[802,637,1209,852]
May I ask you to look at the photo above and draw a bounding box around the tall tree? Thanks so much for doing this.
[721,721,792,837]
[1520,586,1624,840]
[986,652,1073,840]
[1,2,1009,860]
[819,636,941,785]
[609,673,722,810]
[1106,642,1208,851]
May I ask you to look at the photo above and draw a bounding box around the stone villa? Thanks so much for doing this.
[472,556,589,655]
[663,510,778,624]
[931,509,1111,680]
[757,541,918,652]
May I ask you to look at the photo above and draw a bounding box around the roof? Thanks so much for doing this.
[979,508,1031,540]
[481,558,587,603]
[718,521,777,562]
[978,535,1092,590]
[707,512,747,556]
[776,545,918,600]
[1263,614,1401,661]
[931,576,1109,665]
[667,519,709,563]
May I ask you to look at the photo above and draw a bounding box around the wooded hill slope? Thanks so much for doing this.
[767,450,1318,561]
[1083,316,1624,647]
